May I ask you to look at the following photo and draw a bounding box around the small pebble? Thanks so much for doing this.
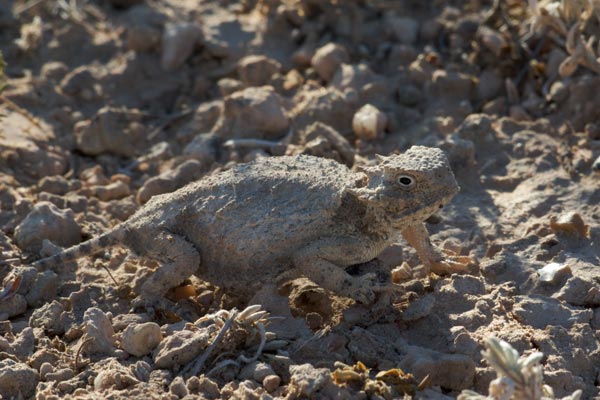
[311,43,349,82]
[161,22,203,71]
[352,104,387,140]
[121,322,162,357]
[592,155,600,173]
[549,212,589,238]
[262,374,281,392]
[538,262,572,284]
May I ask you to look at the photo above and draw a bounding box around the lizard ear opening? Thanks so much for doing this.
[346,172,384,203]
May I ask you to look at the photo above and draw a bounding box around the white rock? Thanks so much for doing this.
[352,104,387,140]
[161,22,203,71]
[83,307,116,355]
[538,262,572,284]
[121,322,163,357]
[311,43,349,82]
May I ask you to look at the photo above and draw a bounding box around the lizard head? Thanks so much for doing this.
[349,146,460,227]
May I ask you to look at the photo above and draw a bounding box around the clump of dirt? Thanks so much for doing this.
[0,0,599,398]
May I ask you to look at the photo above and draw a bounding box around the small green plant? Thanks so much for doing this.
[459,337,582,400]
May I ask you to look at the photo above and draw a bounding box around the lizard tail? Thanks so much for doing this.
[32,228,126,271]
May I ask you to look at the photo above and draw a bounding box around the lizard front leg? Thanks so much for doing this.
[401,223,471,276]
[292,237,385,304]
[134,230,201,309]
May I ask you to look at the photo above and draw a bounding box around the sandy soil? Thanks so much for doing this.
[0,0,599,399]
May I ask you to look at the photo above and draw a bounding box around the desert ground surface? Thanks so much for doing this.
[0,0,599,399]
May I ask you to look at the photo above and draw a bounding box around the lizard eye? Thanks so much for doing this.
[396,175,415,189]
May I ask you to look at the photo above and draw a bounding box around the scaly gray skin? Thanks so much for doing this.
[30,146,462,305]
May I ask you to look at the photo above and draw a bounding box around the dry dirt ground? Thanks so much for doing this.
[0,0,600,399]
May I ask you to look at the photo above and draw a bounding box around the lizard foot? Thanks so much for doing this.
[429,248,474,276]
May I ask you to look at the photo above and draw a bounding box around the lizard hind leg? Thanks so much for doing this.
[135,230,201,309]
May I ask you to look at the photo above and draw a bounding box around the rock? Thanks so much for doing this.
[331,63,389,106]
[137,159,207,204]
[237,55,281,86]
[218,86,289,140]
[39,362,54,379]
[402,293,435,321]
[239,361,275,382]
[127,25,161,52]
[83,180,131,202]
[310,43,349,82]
[8,327,35,358]
[41,61,69,81]
[397,83,423,107]
[549,212,589,238]
[14,201,81,253]
[0,294,27,319]
[74,107,146,157]
[161,22,203,71]
[83,307,117,355]
[25,270,58,307]
[299,122,355,167]
[476,26,506,56]
[187,375,220,398]
[252,363,275,382]
[593,155,600,173]
[477,68,502,101]
[291,87,355,135]
[385,14,419,44]
[217,78,244,97]
[0,108,67,179]
[29,349,61,371]
[288,364,332,397]
[37,175,73,195]
[0,359,39,398]
[153,329,210,369]
[121,322,163,357]
[59,65,96,96]
[512,295,593,329]
[554,276,600,307]
[547,81,568,103]
[584,123,600,140]
[352,103,387,140]
[93,359,139,391]
[399,345,475,390]
[430,69,475,100]
[45,368,75,382]
[176,101,223,143]
[262,374,281,392]
[538,262,572,284]
[29,300,65,335]
[170,376,188,398]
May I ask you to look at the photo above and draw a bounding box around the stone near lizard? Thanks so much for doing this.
[27,146,468,306]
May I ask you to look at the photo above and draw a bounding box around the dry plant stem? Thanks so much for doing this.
[99,264,119,287]
[206,359,239,377]
[13,0,49,15]
[239,322,266,363]
[74,336,94,371]
[184,310,238,377]
[0,95,44,130]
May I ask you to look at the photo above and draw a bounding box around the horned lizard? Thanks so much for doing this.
[21,146,468,306]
